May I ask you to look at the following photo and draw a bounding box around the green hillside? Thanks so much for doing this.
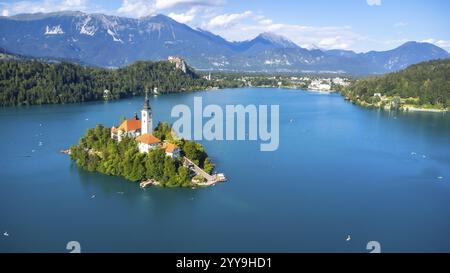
[343,59,450,110]
[0,59,208,106]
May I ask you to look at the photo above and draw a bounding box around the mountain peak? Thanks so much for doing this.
[258,32,284,39]
[141,14,178,23]
[398,41,426,48]
[394,41,450,55]
[306,44,321,50]
[256,32,298,48]
[398,41,439,49]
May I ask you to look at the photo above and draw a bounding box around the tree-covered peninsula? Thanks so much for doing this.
[69,122,215,187]
[342,59,450,111]
[0,59,208,106]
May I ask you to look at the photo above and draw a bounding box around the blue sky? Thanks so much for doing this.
[1,0,449,52]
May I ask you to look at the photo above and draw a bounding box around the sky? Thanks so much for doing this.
[0,0,449,52]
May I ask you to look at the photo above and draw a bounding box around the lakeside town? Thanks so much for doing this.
[200,70,352,92]
[167,55,353,92]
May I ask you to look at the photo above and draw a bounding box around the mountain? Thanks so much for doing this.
[231,32,299,53]
[0,11,449,74]
[361,41,450,72]
[325,49,359,58]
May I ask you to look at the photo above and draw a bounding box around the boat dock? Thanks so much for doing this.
[183,156,226,186]
[139,158,226,188]
[140,179,159,188]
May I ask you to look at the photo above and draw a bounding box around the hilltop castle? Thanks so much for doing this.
[111,92,180,158]
[168,56,187,73]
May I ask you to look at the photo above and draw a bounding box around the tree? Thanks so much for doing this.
[129,153,146,181]
[0,59,211,106]
[162,157,177,185]
[203,158,214,174]
[153,122,172,141]
[145,148,165,181]
[344,59,450,109]
[70,122,215,187]
[176,166,191,186]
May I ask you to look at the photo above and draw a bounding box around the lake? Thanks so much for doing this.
[0,88,449,252]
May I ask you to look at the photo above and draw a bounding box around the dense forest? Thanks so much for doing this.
[69,123,214,187]
[342,59,450,109]
[0,59,209,106]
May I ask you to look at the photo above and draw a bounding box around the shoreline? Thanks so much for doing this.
[4,87,446,115]
[403,106,448,113]
[342,95,448,114]
[1,85,341,109]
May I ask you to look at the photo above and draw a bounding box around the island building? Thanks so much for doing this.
[162,143,181,158]
[111,114,141,141]
[111,91,181,157]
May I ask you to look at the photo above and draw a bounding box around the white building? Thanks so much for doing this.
[141,92,152,134]
[332,77,350,87]
[162,143,181,158]
[111,115,141,142]
[168,56,187,73]
[134,91,160,153]
[308,79,331,91]
[103,89,111,100]
[136,133,161,153]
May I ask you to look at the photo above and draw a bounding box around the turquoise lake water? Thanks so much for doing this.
[0,88,449,252]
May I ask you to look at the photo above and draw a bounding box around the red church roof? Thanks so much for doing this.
[118,118,141,132]
[162,143,179,153]
[136,134,161,145]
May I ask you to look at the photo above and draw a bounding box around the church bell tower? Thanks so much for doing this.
[141,90,152,134]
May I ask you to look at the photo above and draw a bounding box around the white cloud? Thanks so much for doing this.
[380,38,409,46]
[394,22,408,27]
[421,38,450,52]
[62,0,85,9]
[117,0,156,17]
[203,13,361,50]
[0,0,90,16]
[318,37,349,49]
[367,0,381,6]
[154,0,223,10]
[205,11,253,28]
[117,0,223,17]
[168,7,198,23]
[258,19,273,26]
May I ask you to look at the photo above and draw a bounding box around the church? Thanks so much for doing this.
[111,92,181,158]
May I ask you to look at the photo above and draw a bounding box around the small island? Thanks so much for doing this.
[69,92,225,188]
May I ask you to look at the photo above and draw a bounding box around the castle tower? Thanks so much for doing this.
[141,90,152,134]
